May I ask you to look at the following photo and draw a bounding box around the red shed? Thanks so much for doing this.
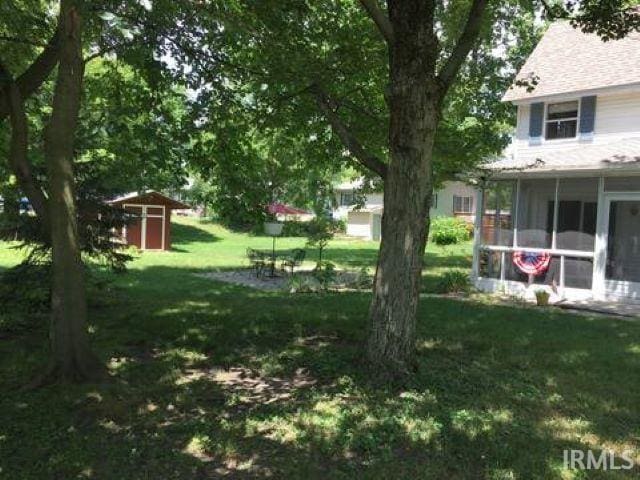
[108,191,190,251]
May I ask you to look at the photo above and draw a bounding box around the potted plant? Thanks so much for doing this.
[264,220,284,236]
[264,209,284,236]
[534,288,550,306]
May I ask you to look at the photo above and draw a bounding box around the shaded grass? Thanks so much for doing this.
[0,218,638,479]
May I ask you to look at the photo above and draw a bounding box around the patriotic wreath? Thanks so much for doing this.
[512,251,551,276]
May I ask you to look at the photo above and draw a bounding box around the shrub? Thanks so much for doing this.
[0,262,51,314]
[350,266,373,289]
[281,221,311,237]
[0,262,51,334]
[430,216,471,246]
[312,261,337,290]
[306,218,334,266]
[287,274,322,293]
[0,197,133,272]
[332,218,347,234]
[437,269,471,294]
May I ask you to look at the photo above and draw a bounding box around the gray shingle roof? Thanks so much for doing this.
[503,22,640,103]
[486,138,640,174]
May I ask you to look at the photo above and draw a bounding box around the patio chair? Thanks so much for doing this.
[246,248,265,277]
[281,248,306,274]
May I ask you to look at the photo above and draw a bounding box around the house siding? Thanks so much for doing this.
[337,181,477,240]
[514,91,640,163]
[431,182,477,218]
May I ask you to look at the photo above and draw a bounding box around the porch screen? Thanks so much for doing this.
[516,179,556,248]
[481,180,515,246]
[554,178,598,251]
[606,200,640,283]
[478,250,501,279]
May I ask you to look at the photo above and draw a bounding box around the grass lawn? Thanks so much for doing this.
[1,218,639,479]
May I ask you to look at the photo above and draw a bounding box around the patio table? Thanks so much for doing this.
[254,249,294,277]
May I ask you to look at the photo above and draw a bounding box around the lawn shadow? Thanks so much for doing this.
[170,221,221,248]
[103,267,640,477]
[2,263,639,478]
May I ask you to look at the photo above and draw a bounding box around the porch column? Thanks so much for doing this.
[592,176,606,299]
[471,187,484,280]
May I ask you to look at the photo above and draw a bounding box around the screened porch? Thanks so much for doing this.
[473,175,640,301]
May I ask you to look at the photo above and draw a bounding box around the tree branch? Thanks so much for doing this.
[358,0,394,45]
[0,35,48,47]
[0,62,50,228]
[436,0,488,95]
[0,29,61,120]
[312,84,388,179]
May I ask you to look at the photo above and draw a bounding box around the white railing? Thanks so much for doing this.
[478,245,594,292]
[481,244,594,259]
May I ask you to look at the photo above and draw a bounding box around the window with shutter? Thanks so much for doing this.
[579,95,597,138]
[528,102,545,144]
[545,100,579,140]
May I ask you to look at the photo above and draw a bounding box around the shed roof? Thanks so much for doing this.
[503,21,640,103]
[485,137,640,175]
[108,191,190,209]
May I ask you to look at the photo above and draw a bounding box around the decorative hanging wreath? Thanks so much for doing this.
[512,251,551,276]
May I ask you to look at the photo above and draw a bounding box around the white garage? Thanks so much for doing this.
[346,206,383,241]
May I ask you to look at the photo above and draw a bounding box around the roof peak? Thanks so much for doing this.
[504,21,640,103]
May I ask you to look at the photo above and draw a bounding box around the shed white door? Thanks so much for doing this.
[603,195,640,300]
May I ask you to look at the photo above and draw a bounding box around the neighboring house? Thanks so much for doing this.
[473,21,640,304]
[333,179,476,241]
[332,179,384,240]
[431,181,478,224]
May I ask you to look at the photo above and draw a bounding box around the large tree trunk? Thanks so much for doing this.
[40,0,104,383]
[366,0,440,378]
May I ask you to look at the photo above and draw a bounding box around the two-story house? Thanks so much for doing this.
[473,21,640,304]
[334,179,477,240]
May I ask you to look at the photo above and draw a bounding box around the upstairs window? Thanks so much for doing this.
[545,100,578,140]
[453,195,473,214]
[339,192,355,206]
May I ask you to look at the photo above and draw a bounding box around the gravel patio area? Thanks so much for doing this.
[197,268,364,292]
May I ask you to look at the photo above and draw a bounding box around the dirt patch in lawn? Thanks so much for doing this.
[177,365,317,407]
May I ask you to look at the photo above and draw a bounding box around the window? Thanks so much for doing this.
[545,100,578,140]
[339,192,355,206]
[453,195,473,214]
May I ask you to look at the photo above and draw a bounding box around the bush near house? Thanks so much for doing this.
[281,219,345,237]
[430,216,472,246]
[436,269,472,294]
[281,220,312,237]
